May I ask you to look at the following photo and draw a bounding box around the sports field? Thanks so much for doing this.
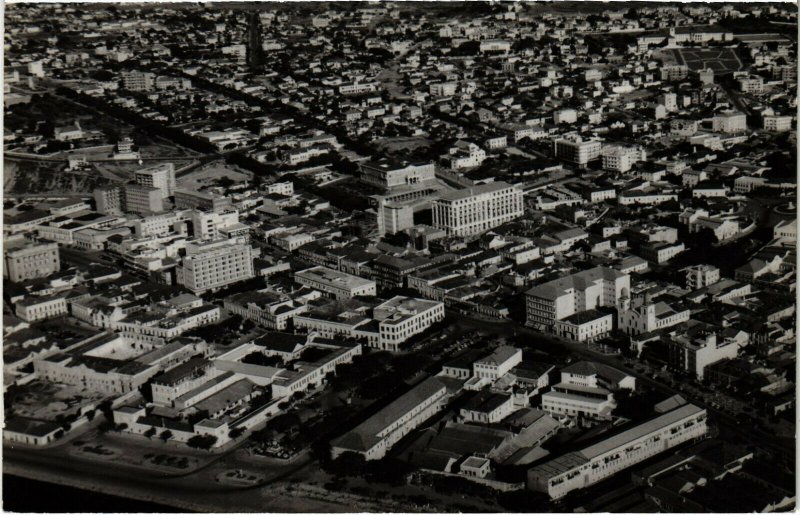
[671,47,743,72]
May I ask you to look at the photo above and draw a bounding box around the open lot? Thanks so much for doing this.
[6,379,107,420]
[671,47,743,72]
[176,159,252,190]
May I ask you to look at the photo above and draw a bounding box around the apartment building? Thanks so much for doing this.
[763,115,792,132]
[4,239,60,282]
[176,239,255,294]
[553,136,602,166]
[374,296,445,352]
[667,331,744,379]
[528,403,708,499]
[601,145,646,173]
[294,266,377,299]
[124,184,164,215]
[331,377,448,460]
[429,81,458,96]
[94,185,125,215]
[120,70,155,91]
[525,267,630,328]
[684,265,721,289]
[712,111,747,133]
[134,163,176,199]
[432,182,524,237]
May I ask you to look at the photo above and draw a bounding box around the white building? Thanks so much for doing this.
[684,264,721,289]
[432,182,524,237]
[528,403,708,499]
[712,111,747,133]
[294,266,377,299]
[373,296,446,352]
[134,163,176,199]
[554,136,602,166]
[176,239,254,294]
[763,115,792,132]
[360,160,436,190]
[525,267,630,328]
[668,331,746,379]
[601,145,646,173]
[15,295,68,322]
[331,377,448,460]
[473,346,523,380]
[4,240,60,283]
[619,298,691,336]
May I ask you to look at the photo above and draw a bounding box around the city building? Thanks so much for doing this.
[528,403,707,499]
[601,145,646,173]
[134,163,176,199]
[174,188,233,213]
[525,267,630,328]
[684,265,721,289]
[176,239,255,294]
[294,266,377,299]
[124,184,164,215]
[4,239,60,283]
[432,182,524,237]
[360,160,436,190]
[554,136,602,166]
[712,111,747,133]
[331,376,448,460]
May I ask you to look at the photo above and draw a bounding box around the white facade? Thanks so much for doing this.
[601,145,645,173]
[528,404,708,499]
[712,111,747,133]
[763,116,792,132]
[134,163,176,199]
[15,296,68,322]
[525,267,630,328]
[176,239,254,294]
[554,137,602,165]
[432,182,524,237]
[294,266,377,299]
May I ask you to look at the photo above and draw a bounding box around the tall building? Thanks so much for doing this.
[553,136,602,166]
[4,239,60,283]
[94,184,124,215]
[246,11,264,72]
[431,182,524,237]
[601,145,646,172]
[176,239,255,294]
[134,163,176,199]
[525,267,630,328]
[124,184,164,215]
[712,110,747,133]
[120,70,155,92]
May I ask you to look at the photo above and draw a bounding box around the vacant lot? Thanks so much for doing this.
[176,159,252,190]
[672,47,743,72]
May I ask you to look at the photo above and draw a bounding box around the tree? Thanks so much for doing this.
[229,427,246,439]
[144,427,157,439]
[159,430,173,442]
[186,434,217,450]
